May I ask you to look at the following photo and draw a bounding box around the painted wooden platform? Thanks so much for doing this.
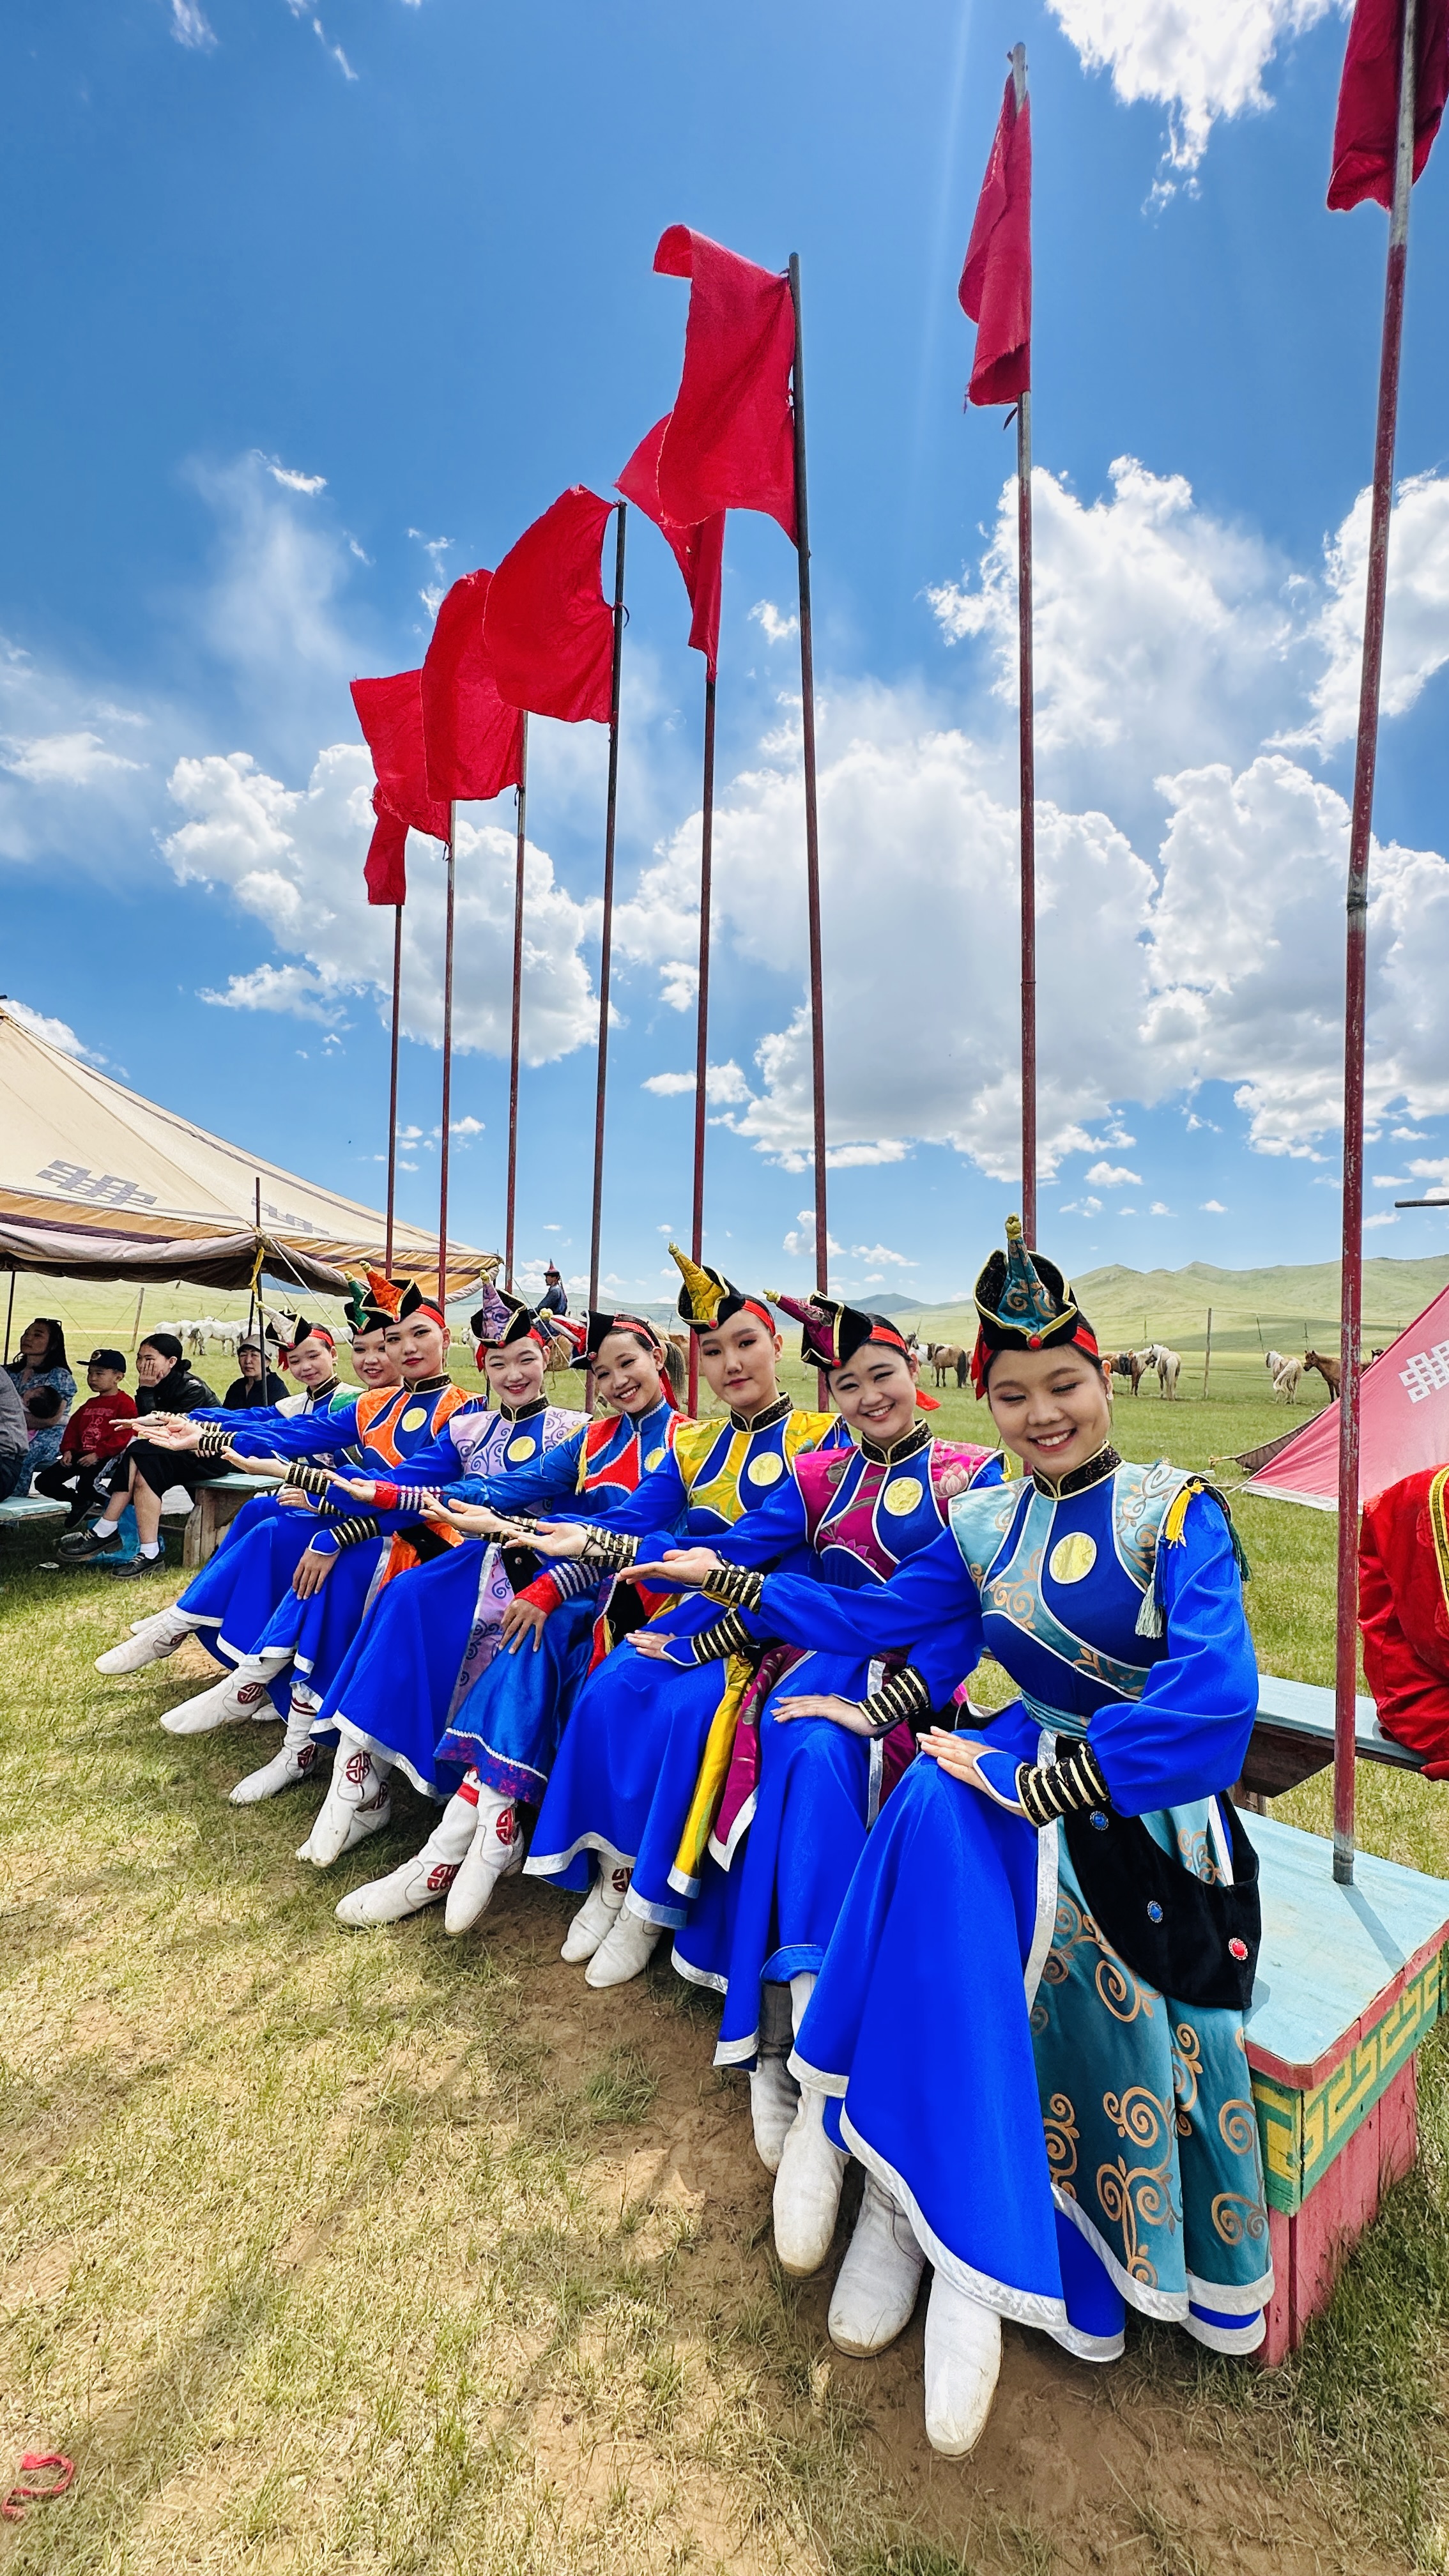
[1243,1672,1425,1801]
[182,1473,275,1568]
[1246,1813,1449,2361]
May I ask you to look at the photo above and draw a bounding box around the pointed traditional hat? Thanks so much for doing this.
[970,1216,1099,1394]
[670,1243,774,1335]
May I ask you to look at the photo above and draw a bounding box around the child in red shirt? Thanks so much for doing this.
[33,1349,138,1529]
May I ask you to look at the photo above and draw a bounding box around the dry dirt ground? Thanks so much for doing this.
[0,1583,1443,2576]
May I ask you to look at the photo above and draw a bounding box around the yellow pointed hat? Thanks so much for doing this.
[669,1242,768,1333]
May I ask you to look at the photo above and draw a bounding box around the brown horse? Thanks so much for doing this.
[1304,1349,1341,1399]
[927,1343,969,1389]
[1109,1351,1147,1396]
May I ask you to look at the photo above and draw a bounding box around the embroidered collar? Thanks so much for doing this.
[728,1391,793,1433]
[402,1374,450,1396]
[498,1395,548,1424]
[308,1379,340,1404]
[858,1420,932,1468]
[1031,1441,1121,1500]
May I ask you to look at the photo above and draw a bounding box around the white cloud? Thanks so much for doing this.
[643,1061,754,1107]
[199,962,344,1025]
[1290,472,1449,751]
[1201,1199,1227,1212]
[1044,0,1334,184]
[1062,1196,1103,1217]
[264,459,327,496]
[2,730,144,786]
[4,997,102,1061]
[1085,1159,1142,1187]
[1150,1202,1173,1215]
[170,0,217,47]
[643,1071,694,1097]
[751,601,799,647]
[450,1115,484,1137]
[164,746,601,1064]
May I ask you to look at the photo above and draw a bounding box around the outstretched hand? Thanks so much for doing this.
[427,1498,530,1540]
[523,1519,591,1561]
[629,1546,723,1587]
[326,1471,379,1504]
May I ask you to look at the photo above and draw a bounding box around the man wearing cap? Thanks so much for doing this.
[33,1349,138,1531]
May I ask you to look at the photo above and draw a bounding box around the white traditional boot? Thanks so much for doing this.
[749,2057,801,2175]
[95,1603,203,1675]
[922,2274,1002,2457]
[560,1861,631,1963]
[229,1689,323,1805]
[334,1790,481,1927]
[585,1901,663,1989]
[772,2087,848,2274]
[444,1780,525,1934]
[299,1732,396,1867]
[828,2175,927,2354]
[158,1649,291,1736]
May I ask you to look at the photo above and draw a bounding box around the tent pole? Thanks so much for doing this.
[2,1270,13,1367]
[1333,0,1418,1890]
[789,252,829,1404]
[129,1287,145,1355]
[588,503,628,1326]
[689,670,716,1422]
[439,806,457,1313]
[505,717,528,1293]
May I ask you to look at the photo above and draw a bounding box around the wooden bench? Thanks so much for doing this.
[181,1473,277,1570]
[0,1493,70,1534]
[1241,1671,1426,1804]
[1247,1813,1449,2362]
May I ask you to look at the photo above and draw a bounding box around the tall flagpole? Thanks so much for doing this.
[505,716,528,1292]
[688,668,717,1420]
[789,256,830,1398]
[438,806,457,1312]
[588,503,628,1321]
[1333,0,1418,1888]
[1012,42,1037,1247]
[385,902,402,1274]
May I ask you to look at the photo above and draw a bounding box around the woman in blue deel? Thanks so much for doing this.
[635,1220,1268,2460]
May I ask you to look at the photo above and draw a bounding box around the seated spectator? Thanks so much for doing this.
[223,1337,286,1409]
[6,1317,77,1480]
[1360,1464,1449,1779]
[0,1364,29,1502]
[33,1349,138,1531]
[63,1333,220,1575]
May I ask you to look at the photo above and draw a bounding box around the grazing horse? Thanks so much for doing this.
[927,1343,968,1389]
[1271,1358,1303,1402]
[1110,1351,1147,1397]
[1304,1349,1341,1400]
[1141,1342,1181,1399]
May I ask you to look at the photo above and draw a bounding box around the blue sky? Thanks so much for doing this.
[4,0,1449,1308]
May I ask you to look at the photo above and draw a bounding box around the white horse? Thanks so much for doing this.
[1271,1357,1302,1402]
[1141,1342,1181,1399]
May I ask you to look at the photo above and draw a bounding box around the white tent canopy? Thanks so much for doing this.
[0,1006,494,1297]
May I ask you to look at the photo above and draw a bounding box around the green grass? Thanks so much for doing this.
[1,1366,1447,2572]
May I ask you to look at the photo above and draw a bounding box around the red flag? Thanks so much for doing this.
[364,788,409,907]
[421,569,526,802]
[652,227,797,540]
[617,416,724,680]
[1328,0,1449,210]
[482,489,617,726]
[350,670,450,841]
[960,77,1032,407]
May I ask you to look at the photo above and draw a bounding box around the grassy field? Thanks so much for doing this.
[1,1368,1447,2572]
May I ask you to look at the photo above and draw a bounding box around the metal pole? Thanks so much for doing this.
[588,504,628,1321]
[438,809,457,1312]
[790,254,830,1404]
[505,717,528,1292]
[385,902,402,1275]
[1334,0,1418,1889]
[1011,44,1036,1247]
[1202,1306,1213,1400]
[2,1270,14,1367]
[128,1287,145,1354]
[689,671,717,1421]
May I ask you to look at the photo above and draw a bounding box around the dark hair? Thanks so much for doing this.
[28,1385,63,1421]
[89,1349,126,1374]
[139,1333,184,1366]
[23,1317,67,1372]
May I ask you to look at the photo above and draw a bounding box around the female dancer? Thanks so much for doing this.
[310,1308,679,1931]
[509,1249,848,1989]
[630,1297,996,2172]
[638,1223,1266,2458]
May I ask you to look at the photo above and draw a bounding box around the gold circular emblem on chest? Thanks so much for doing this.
[644,1445,666,1471]
[506,1434,537,1463]
[882,1475,924,1518]
[400,1406,427,1434]
[1048,1531,1097,1584]
[748,1452,785,1485]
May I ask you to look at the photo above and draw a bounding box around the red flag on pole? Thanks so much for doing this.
[617,416,724,678]
[364,790,410,906]
[652,227,797,539]
[482,489,617,725]
[1328,0,1448,208]
[960,75,1032,406]
[351,671,450,840]
[421,570,526,804]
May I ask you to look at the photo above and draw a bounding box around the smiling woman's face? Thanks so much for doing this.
[590,1331,664,1418]
[696,1311,782,1416]
[985,1345,1113,1480]
[828,1344,918,1446]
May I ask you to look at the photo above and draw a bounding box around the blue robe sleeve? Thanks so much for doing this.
[705,1473,810,1568]
[1089,1498,1258,1816]
[756,1524,985,1693]
[224,1403,363,1460]
[377,1427,465,1489]
[461,1427,591,1512]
